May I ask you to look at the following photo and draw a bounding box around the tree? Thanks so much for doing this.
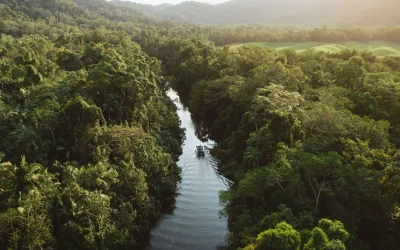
[304,219,348,250]
[0,190,54,250]
[244,222,301,250]
[243,146,263,169]
[335,56,366,90]
[57,50,83,71]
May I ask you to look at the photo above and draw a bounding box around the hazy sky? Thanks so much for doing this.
[125,0,229,5]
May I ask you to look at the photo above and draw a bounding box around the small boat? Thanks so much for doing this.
[196,146,205,157]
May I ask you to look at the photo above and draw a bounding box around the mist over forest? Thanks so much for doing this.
[111,0,400,26]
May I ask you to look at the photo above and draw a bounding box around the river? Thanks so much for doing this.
[147,89,229,250]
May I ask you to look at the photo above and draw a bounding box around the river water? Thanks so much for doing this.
[147,90,229,250]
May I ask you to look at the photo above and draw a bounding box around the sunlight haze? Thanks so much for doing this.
[124,0,228,5]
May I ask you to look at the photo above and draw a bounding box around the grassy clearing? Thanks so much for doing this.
[229,41,400,56]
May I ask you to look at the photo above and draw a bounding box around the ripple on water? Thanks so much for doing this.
[147,90,228,250]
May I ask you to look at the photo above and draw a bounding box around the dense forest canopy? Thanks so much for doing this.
[1,0,400,46]
[0,0,187,249]
[1,0,400,249]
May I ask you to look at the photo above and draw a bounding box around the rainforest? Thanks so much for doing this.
[1,0,400,250]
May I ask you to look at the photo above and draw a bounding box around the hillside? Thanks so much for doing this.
[115,0,400,26]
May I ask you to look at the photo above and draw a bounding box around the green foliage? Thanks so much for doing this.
[0,190,54,249]
[304,219,349,250]
[57,50,83,71]
[304,228,330,250]
[0,9,184,248]
[251,222,301,250]
[180,28,400,250]
[246,219,348,250]
[317,219,349,243]
[1,1,400,250]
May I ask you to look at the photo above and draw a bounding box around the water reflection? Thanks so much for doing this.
[147,89,228,250]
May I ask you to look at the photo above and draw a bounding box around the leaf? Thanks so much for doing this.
[17,207,25,214]
[0,152,5,161]
[70,198,77,210]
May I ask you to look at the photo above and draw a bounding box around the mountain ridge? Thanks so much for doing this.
[111,0,400,26]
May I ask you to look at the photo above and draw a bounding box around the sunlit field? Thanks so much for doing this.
[230,41,400,56]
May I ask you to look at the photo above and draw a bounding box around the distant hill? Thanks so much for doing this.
[110,0,400,26]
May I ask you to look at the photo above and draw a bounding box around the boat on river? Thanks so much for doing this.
[195,146,205,157]
[149,89,228,250]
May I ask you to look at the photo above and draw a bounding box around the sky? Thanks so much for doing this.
[125,0,229,5]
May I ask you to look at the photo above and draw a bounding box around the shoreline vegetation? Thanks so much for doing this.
[1,0,400,249]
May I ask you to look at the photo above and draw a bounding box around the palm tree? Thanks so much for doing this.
[76,161,118,192]
[243,146,263,169]
[17,157,58,196]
